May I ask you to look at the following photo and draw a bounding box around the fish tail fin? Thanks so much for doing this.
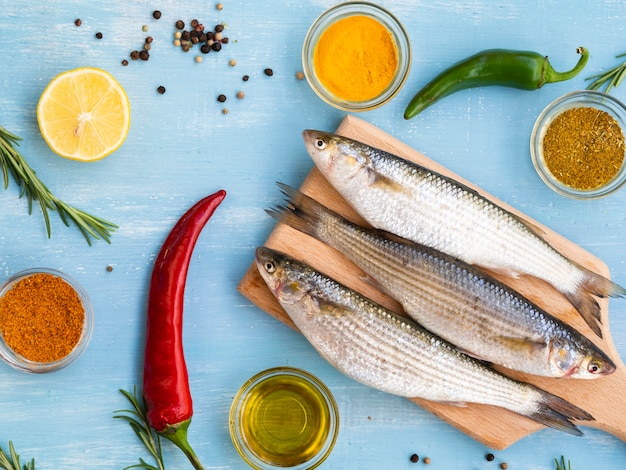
[565,270,626,338]
[529,390,594,436]
[265,183,334,241]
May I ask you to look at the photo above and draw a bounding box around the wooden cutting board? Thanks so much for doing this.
[237,115,626,450]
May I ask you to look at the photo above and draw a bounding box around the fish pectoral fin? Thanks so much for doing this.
[367,169,405,193]
[316,298,356,318]
[496,336,546,354]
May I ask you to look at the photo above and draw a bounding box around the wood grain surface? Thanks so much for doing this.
[238,115,626,450]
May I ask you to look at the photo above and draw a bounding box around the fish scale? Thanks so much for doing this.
[267,184,615,379]
[255,246,592,436]
[302,130,626,337]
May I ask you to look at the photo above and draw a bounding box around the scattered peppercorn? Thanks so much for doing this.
[423,457,431,465]
[264,68,274,76]
[153,10,162,20]
[217,94,227,102]
[242,75,249,81]
[409,454,419,463]
[176,19,185,30]
[222,108,229,115]
[106,265,114,272]
[229,59,237,67]
[130,50,140,60]
[145,36,153,44]
[142,25,149,32]
[296,71,305,80]
[499,463,508,470]
[157,86,166,95]
[95,32,103,39]
[216,3,223,10]
[144,43,151,51]
[174,31,182,39]
[211,42,222,52]
[215,24,224,33]
[236,91,245,99]
[139,50,150,60]
[121,59,129,66]
[74,18,82,27]
[195,56,203,63]
[200,44,210,54]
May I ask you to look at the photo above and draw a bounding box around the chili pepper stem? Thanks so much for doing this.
[543,47,589,85]
[160,419,205,470]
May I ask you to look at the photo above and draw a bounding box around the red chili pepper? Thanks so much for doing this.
[143,189,226,470]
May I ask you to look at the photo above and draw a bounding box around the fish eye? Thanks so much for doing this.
[264,261,276,273]
[315,138,327,150]
[588,361,601,374]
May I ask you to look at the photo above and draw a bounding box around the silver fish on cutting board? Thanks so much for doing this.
[302,130,626,338]
[267,184,616,379]
[255,246,593,436]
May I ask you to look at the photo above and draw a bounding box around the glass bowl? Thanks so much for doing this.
[229,367,339,470]
[0,268,94,373]
[530,90,626,199]
[302,1,411,112]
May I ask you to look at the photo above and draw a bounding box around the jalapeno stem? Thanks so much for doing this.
[543,47,589,85]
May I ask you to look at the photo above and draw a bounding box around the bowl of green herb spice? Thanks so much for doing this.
[531,90,626,199]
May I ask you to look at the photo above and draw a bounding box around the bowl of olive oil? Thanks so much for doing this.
[229,367,339,469]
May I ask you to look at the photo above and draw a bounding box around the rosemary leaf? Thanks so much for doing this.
[554,455,572,470]
[115,387,166,470]
[0,125,117,245]
[586,52,626,93]
[0,441,35,470]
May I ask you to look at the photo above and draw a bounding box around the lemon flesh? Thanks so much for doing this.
[37,67,130,162]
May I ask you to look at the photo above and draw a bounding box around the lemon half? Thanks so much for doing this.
[37,67,131,162]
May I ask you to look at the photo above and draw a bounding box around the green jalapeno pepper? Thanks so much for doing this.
[404,47,589,120]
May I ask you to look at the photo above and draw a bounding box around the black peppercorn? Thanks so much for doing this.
[211,42,222,52]
[152,10,162,20]
[409,454,419,463]
[181,30,191,41]
[145,36,153,44]
[191,19,199,28]
[95,32,103,39]
[221,37,229,44]
[215,24,224,33]
[74,18,82,27]
[139,50,150,60]
[206,31,214,41]
[486,453,495,462]
[157,86,166,94]
[242,75,250,81]
[121,59,129,66]
[200,44,211,54]
[264,68,274,76]
[175,19,185,29]
[217,94,227,102]
[130,50,140,60]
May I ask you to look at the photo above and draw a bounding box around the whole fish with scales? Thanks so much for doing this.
[255,246,593,437]
[267,184,616,379]
[302,130,626,338]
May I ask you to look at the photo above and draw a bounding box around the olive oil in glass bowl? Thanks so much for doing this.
[229,367,339,469]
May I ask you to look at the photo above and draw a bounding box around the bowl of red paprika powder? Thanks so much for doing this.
[0,268,94,373]
[531,90,626,199]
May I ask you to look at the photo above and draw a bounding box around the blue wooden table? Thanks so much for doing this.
[1,1,626,468]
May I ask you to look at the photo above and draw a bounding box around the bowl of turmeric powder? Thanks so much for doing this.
[302,2,411,111]
[531,90,626,199]
[0,268,94,373]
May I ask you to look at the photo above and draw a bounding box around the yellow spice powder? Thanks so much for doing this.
[313,15,398,102]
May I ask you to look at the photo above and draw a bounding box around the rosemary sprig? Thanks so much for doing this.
[0,441,35,470]
[586,52,626,92]
[0,125,117,245]
[554,455,572,470]
[115,387,166,470]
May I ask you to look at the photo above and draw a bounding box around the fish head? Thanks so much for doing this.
[302,130,373,188]
[255,246,309,306]
[548,338,616,378]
